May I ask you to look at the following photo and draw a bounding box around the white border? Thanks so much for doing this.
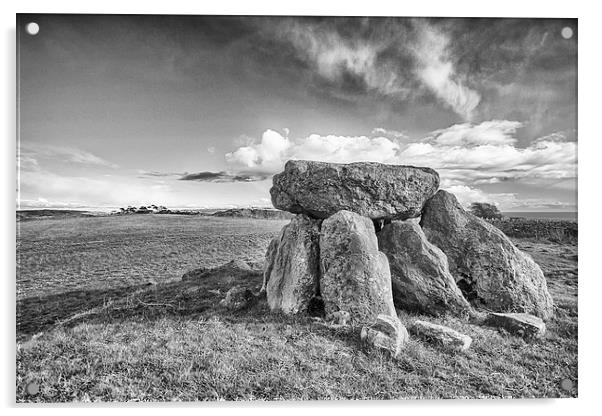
[2,1,598,415]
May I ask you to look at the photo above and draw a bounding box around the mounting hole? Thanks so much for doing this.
[561,27,573,40]
[26,22,39,36]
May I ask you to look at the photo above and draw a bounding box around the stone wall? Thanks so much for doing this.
[486,217,577,243]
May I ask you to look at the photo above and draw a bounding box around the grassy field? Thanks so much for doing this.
[16,215,577,401]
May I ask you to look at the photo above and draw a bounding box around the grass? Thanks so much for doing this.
[16,215,578,401]
[16,214,288,300]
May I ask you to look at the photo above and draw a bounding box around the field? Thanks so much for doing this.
[16,214,578,401]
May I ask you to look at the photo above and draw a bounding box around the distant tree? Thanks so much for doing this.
[470,202,503,219]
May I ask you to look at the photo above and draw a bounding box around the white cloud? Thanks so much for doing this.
[371,127,408,140]
[445,185,514,207]
[223,122,576,210]
[17,154,39,171]
[225,123,576,184]
[225,129,401,171]
[20,143,118,168]
[412,23,481,120]
[225,129,292,172]
[283,23,408,99]
[278,20,482,121]
[425,120,522,146]
[18,197,90,209]
[445,185,576,211]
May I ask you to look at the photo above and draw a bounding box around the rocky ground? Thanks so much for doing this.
[16,215,577,401]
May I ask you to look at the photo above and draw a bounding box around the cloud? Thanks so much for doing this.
[445,185,576,211]
[138,170,183,178]
[17,154,39,171]
[280,20,409,99]
[424,120,522,146]
[226,129,402,172]
[411,23,481,120]
[222,122,576,210]
[179,171,270,183]
[226,129,293,172]
[225,123,575,183]
[18,197,90,209]
[275,18,481,120]
[444,185,515,207]
[371,127,408,140]
[18,169,175,209]
[20,143,118,168]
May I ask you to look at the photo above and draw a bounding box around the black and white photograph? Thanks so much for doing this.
[15,12,578,402]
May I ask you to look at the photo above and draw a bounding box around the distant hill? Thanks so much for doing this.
[211,208,293,220]
[17,209,98,222]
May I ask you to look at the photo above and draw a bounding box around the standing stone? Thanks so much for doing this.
[420,190,554,320]
[271,160,440,220]
[320,210,396,324]
[410,320,472,351]
[377,221,472,316]
[484,312,547,339]
[361,314,409,357]
[262,215,321,314]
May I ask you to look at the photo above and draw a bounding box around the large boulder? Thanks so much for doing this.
[262,214,321,314]
[361,314,409,357]
[320,210,396,324]
[420,190,554,320]
[377,221,472,316]
[270,160,439,220]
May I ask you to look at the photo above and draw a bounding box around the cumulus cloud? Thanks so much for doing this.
[225,123,575,182]
[225,129,291,172]
[223,122,576,209]
[225,129,402,171]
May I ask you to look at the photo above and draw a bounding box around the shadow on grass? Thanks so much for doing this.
[17,265,344,341]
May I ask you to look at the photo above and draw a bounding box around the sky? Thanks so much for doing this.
[17,15,577,211]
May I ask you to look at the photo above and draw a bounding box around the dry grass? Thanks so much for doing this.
[16,214,288,300]
[16,215,577,402]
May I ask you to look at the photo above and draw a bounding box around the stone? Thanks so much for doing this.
[219,286,256,310]
[262,214,321,314]
[270,160,440,220]
[420,190,554,320]
[377,221,472,316]
[360,314,409,357]
[182,259,260,283]
[484,312,546,339]
[410,320,472,351]
[320,210,397,324]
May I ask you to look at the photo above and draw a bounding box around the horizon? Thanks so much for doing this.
[17,15,577,212]
[16,204,578,214]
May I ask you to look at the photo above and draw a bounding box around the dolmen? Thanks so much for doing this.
[262,160,554,329]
